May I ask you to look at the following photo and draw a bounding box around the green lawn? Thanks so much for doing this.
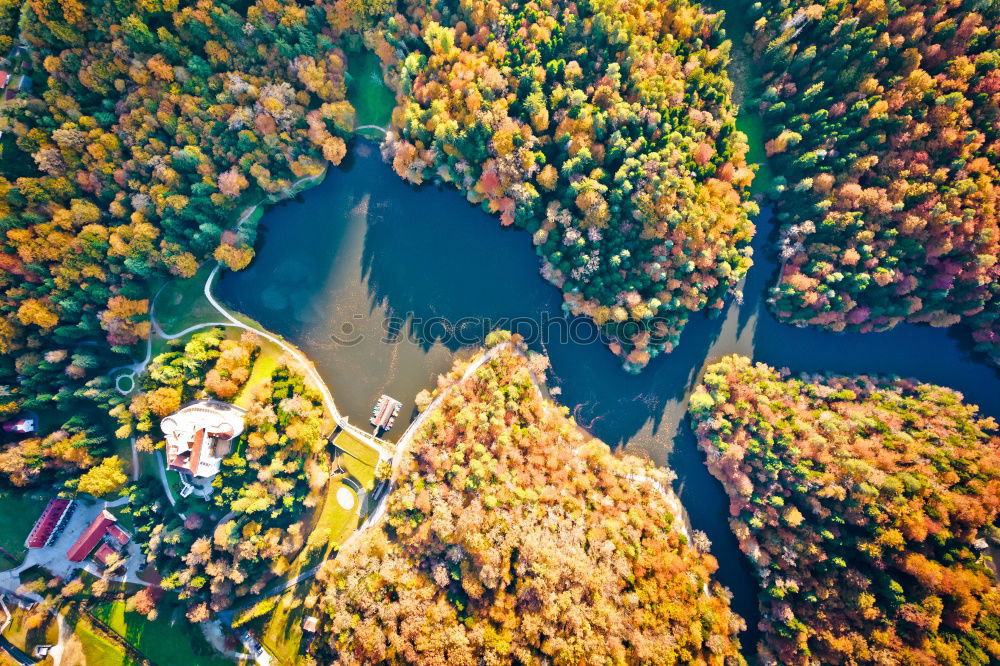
[331,430,378,490]
[92,601,232,666]
[277,472,360,583]
[152,263,221,335]
[737,112,776,195]
[233,337,281,409]
[346,49,395,129]
[255,580,313,666]
[321,477,360,548]
[0,491,50,564]
[296,476,359,571]
[255,477,358,663]
[164,468,186,501]
[139,451,161,481]
[71,614,133,666]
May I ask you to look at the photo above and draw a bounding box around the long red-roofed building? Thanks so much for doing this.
[107,524,130,547]
[26,499,73,549]
[66,510,117,562]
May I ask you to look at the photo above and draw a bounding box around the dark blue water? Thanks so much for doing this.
[217,141,1000,653]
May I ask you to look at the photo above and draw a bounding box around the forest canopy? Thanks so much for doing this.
[376,0,758,371]
[751,0,1000,364]
[311,337,745,664]
[0,0,359,484]
[690,355,1000,665]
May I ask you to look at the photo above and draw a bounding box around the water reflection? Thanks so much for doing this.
[217,141,1000,652]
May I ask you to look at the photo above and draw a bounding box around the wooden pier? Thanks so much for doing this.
[370,394,402,434]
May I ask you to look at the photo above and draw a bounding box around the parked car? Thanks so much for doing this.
[2,416,36,433]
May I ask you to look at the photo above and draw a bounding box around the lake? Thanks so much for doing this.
[216,140,1000,652]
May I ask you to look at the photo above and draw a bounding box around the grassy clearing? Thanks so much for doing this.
[277,471,360,583]
[0,491,50,564]
[297,476,359,568]
[255,479,359,661]
[253,473,360,662]
[152,263,221,335]
[346,49,395,129]
[318,477,360,549]
[331,430,378,490]
[255,580,313,665]
[233,337,282,410]
[70,613,132,666]
[91,601,231,666]
[738,113,775,195]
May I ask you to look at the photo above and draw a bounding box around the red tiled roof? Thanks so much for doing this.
[106,524,130,546]
[93,543,118,567]
[66,511,116,562]
[27,499,71,548]
[168,428,206,475]
[0,71,8,88]
[188,428,205,474]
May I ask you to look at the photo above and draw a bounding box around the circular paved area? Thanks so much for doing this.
[336,487,355,510]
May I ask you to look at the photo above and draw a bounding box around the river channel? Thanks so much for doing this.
[216,138,999,651]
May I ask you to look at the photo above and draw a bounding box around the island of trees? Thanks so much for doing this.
[309,334,745,663]
[689,355,1000,665]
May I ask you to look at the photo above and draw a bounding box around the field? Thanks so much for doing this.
[68,613,133,666]
[331,430,378,490]
[151,263,221,336]
[90,601,231,666]
[0,491,50,565]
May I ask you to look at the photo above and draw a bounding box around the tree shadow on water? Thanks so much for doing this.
[356,161,734,453]
[230,144,768,654]
[358,178,555,352]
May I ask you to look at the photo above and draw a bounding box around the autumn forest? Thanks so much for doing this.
[0,0,997,663]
